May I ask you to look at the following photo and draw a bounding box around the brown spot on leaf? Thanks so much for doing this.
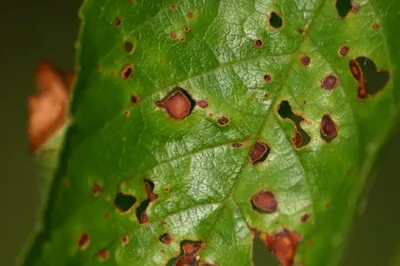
[217,116,229,126]
[114,192,137,212]
[179,37,186,43]
[131,94,139,105]
[301,214,310,223]
[254,39,264,48]
[159,233,173,244]
[263,74,272,83]
[232,142,243,149]
[170,4,176,10]
[170,32,177,40]
[251,190,277,213]
[123,110,131,117]
[187,11,194,19]
[372,23,380,29]
[339,46,350,56]
[196,100,208,108]
[97,249,109,261]
[114,17,122,27]
[300,55,311,66]
[320,114,338,142]
[184,26,191,33]
[249,141,270,165]
[157,88,195,120]
[92,183,102,197]
[265,229,302,266]
[168,241,204,266]
[78,233,90,251]
[321,74,338,90]
[292,131,303,148]
[121,234,130,245]
[121,64,134,80]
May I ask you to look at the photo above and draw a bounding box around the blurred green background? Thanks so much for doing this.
[1,1,399,265]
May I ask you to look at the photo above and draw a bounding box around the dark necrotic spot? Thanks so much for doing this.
[114,17,122,27]
[159,233,173,244]
[167,240,203,266]
[179,37,186,43]
[232,142,243,149]
[251,190,277,213]
[301,214,310,223]
[170,4,176,10]
[92,183,102,197]
[78,233,90,251]
[335,0,352,18]
[157,88,195,120]
[320,114,338,143]
[144,179,158,201]
[263,74,272,83]
[124,41,135,54]
[114,192,137,212]
[339,46,350,56]
[196,100,208,108]
[278,101,311,148]
[184,26,191,33]
[349,57,390,99]
[187,11,194,19]
[249,141,270,165]
[97,249,109,261]
[217,116,229,126]
[372,23,380,29]
[264,229,302,266]
[131,94,139,105]
[321,74,338,90]
[269,11,283,28]
[121,234,130,245]
[254,39,264,48]
[300,55,311,66]
[121,64,134,80]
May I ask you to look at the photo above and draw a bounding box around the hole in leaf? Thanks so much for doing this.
[78,233,90,251]
[167,240,203,266]
[159,233,173,244]
[131,94,139,105]
[253,233,280,266]
[114,192,137,212]
[320,114,338,143]
[349,57,390,99]
[269,11,283,28]
[321,74,339,90]
[217,116,229,126]
[97,249,109,261]
[278,101,311,148]
[144,179,158,201]
[136,199,150,224]
[264,229,302,266]
[249,141,270,165]
[120,64,134,80]
[251,190,277,213]
[157,88,196,120]
[123,41,135,54]
[336,0,352,18]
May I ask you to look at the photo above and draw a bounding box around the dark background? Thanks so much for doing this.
[1,1,399,265]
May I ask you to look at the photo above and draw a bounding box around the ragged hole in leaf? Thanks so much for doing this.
[167,240,204,266]
[144,179,158,201]
[159,233,173,244]
[123,41,135,54]
[136,180,158,224]
[277,101,311,148]
[120,64,134,80]
[251,190,278,213]
[253,233,280,266]
[114,192,137,212]
[320,114,338,143]
[97,249,109,261]
[269,11,283,28]
[78,233,90,251]
[263,229,302,266]
[157,88,196,120]
[349,57,390,99]
[321,74,339,90]
[335,0,352,18]
[249,141,270,165]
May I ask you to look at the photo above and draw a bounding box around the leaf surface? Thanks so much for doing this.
[24,0,400,265]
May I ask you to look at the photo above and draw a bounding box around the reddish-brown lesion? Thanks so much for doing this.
[28,60,75,153]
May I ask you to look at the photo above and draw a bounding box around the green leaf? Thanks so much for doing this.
[23,0,400,265]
